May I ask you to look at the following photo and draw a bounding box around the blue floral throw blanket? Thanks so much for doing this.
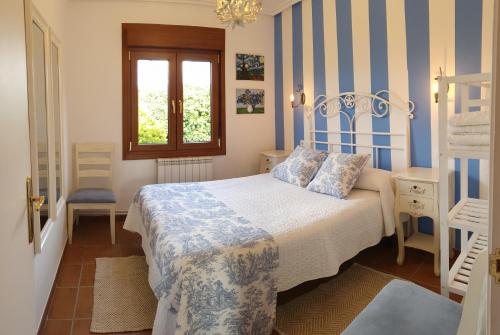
[133,183,279,335]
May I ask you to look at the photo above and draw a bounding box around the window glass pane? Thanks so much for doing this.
[137,59,169,145]
[182,61,211,144]
[51,43,62,201]
[32,22,50,228]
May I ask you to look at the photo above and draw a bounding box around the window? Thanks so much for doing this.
[122,24,226,159]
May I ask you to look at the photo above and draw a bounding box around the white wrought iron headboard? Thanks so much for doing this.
[301,90,415,169]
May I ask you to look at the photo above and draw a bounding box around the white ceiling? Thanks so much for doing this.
[134,0,300,16]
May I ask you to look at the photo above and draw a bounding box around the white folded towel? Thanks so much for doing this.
[449,144,490,152]
[448,110,490,127]
[448,124,490,134]
[448,133,490,146]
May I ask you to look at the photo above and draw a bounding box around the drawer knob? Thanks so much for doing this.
[409,199,424,211]
[266,158,270,162]
[410,185,425,194]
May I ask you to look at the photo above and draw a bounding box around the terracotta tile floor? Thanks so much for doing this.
[40,215,149,335]
[40,215,460,335]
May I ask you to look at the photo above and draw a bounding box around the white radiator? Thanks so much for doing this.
[157,157,214,183]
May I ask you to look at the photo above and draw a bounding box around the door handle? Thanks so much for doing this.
[171,100,176,114]
[490,249,500,285]
[26,177,34,243]
[31,196,45,212]
[178,99,183,115]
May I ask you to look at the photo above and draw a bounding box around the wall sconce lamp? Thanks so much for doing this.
[290,89,306,108]
[433,67,449,104]
[432,80,439,103]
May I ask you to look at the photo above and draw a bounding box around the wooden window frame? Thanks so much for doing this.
[122,24,226,160]
[130,49,177,153]
[176,51,221,151]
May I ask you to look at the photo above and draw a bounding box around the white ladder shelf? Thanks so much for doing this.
[448,198,489,235]
[448,233,488,295]
[438,72,492,297]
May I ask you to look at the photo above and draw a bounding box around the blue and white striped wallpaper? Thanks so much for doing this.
[274,0,493,197]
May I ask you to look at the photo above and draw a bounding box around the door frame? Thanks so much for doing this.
[25,3,65,253]
[489,0,500,333]
[45,27,66,246]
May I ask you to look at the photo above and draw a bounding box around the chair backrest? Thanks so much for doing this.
[457,251,488,335]
[74,143,114,190]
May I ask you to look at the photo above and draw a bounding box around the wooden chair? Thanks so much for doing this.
[67,143,116,244]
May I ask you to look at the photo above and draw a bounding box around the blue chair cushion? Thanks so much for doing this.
[342,279,462,335]
[67,188,116,204]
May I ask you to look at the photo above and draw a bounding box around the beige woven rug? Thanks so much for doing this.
[91,257,394,334]
[91,256,157,333]
[275,264,396,335]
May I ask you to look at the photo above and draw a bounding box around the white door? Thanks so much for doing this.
[0,0,37,333]
[490,2,500,334]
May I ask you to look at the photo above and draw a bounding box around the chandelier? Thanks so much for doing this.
[215,0,263,28]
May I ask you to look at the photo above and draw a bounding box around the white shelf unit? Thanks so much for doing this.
[438,72,492,297]
[448,232,488,294]
[448,198,489,235]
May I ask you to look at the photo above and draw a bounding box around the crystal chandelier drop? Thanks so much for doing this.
[215,0,263,28]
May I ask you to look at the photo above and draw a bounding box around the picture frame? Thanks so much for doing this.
[236,53,264,81]
[236,89,265,114]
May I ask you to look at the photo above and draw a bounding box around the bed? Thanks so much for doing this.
[124,91,415,335]
[125,172,394,334]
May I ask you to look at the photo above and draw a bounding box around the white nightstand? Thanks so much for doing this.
[259,150,290,174]
[393,167,441,276]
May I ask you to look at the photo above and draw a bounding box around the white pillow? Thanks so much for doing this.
[354,167,395,235]
[306,152,370,199]
[354,167,394,193]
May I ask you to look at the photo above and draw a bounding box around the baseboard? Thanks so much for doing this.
[36,251,64,335]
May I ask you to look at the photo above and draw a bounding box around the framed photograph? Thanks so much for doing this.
[236,89,264,114]
[236,53,264,81]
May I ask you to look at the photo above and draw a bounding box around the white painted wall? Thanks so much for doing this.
[65,0,276,211]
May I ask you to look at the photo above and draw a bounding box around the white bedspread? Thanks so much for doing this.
[125,173,395,294]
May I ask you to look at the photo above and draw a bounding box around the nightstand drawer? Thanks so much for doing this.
[259,150,290,174]
[399,180,434,198]
[400,195,434,216]
[261,156,282,166]
[260,162,273,173]
[260,155,287,173]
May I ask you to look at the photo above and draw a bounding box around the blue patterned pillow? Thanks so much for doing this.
[306,152,370,198]
[271,146,327,187]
